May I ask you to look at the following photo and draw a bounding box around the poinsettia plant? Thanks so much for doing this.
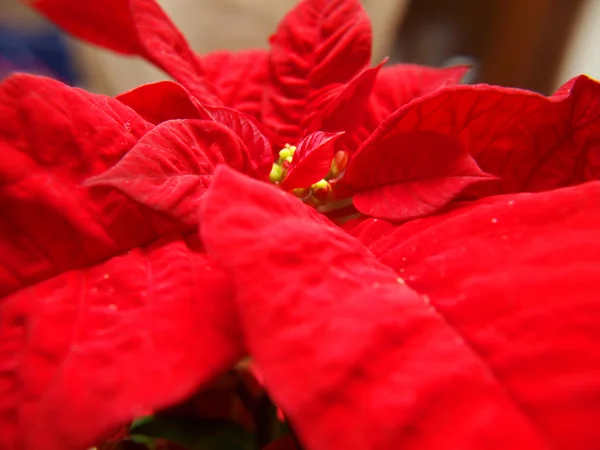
[1,0,600,449]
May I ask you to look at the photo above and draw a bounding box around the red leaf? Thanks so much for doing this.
[116,81,204,125]
[0,235,242,450]
[263,0,372,145]
[0,74,175,296]
[339,64,469,155]
[367,64,469,131]
[199,166,577,450]
[86,120,256,227]
[304,61,386,135]
[117,84,273,179]
[280,131,344,190]
[203,49,269,119]
[361,181,600,449]
[203,106,274,180]
[0,75,242,449]
[29,0,220,104]
[344,130,493,220]
[372,75,600,196]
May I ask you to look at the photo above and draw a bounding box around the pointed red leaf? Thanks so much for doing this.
[29,0,220,104]
[371,75,600,196]
[368,64,469,130]
[280,131,344,190]
[344,130,493,220]
[0,75,243,449]
[86,119,256,227]
[347,64,469,154]
[0,74,175,296]
[117,84,273,179]
[304,61,386,135]
[0,235,242,450]
[263,0,372,145]
[116,81,204,125]
[203,106,274,180]
[203,49,269,119]
[360,181,600,449]
[200,166,586,450]
[117,83,273,180]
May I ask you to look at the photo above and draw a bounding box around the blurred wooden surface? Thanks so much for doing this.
[395,0,586,94]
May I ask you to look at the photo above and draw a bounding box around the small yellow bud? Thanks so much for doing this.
[278,148,293,161]
[292,187,311,200]
[311,179,332,202]
[269,163,285,183]
[312,179,330,191]
[329,150,349,178]
[278,144,297,162]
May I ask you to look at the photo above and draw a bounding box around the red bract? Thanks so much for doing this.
[261,0,372,145]
[348,75,600,200]
[116,81,204,125]
[29,0,221,104]
[200,166,600,450]
[343,130,494,220]
[30,0,481,220]
[85,120,258,227]
[2,0,600,449]
[34,0,599,221]
[280,131,345,190]
[202,49,269,119]
[0,75,244,450]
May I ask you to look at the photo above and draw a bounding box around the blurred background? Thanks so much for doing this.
[0,0,596,96]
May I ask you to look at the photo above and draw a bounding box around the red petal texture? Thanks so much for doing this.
[30,0,220,104]
[372,75,600,196]
[0,75,242,449]
[304,61,386,136]
[203,49,269,119]
[263,0,372,145]
[344,130,493,220]
[345,64,468,154]
[358,182,600,449]
[280,131,344,190]
[116,81,204,125]
[86,119,256,227]
[117,84,273,179]
[203,106,274,180]
[0,74,170,295]
[0,235,241,450]
[366,64,469,132]
[199,166,587,450]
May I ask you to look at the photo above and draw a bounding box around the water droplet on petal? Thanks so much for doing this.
[396,277,405,285]
[103,273,110,280]
[124,122,132,131]
[422,295,430,305]
[108,304,117,311]
[491,218,498,224]
[508,200,515,206]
